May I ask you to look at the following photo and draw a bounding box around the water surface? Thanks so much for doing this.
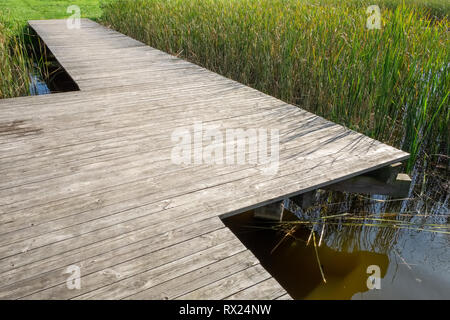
[223,163,449,299]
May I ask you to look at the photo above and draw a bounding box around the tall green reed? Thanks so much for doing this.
[0,14,33,99]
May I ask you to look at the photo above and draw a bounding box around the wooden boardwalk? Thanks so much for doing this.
[0,19,409,300]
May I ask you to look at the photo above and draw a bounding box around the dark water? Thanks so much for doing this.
[28,61,79,96]
[27,32,79,96]
[29,69,51,95]
[223,162,449,299]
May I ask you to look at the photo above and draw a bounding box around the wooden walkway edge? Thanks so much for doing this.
[0,19,409,300]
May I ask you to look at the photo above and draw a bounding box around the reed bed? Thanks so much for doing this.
[101,0,449,170]
[0,14,33,99]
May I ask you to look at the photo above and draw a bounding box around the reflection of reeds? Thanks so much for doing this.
[271,173,448,280]
[281,219,450,234]
[312,230,327,283]
[274,156,448,261]
[294,154,447,250]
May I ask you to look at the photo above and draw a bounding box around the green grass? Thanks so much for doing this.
[100,0,449,171]
[0,0,102,22]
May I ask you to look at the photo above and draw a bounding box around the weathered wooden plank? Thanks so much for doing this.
[0,215,227,292]
[125,250,259,300]
[276,293,293,300]
[225,278,288,300]
[0,217,227,298]
[176,265,272,300]
[73,238,247,300]
[19,227,241,300]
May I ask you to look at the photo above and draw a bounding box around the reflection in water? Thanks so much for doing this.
[29,70,50,96]
[28,34,80,96]
[223,160,449,299]
[28,61,79,96]
[224,210,390,299]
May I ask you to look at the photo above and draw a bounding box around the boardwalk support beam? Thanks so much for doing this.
[366,162,403,183]
[323,163,411,197]
[290,190,316,210]
[254,201,285,221]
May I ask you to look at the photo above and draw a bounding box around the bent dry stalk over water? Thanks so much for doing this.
[100,0,449,171]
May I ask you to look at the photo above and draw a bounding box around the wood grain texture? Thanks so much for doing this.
[0,19,409,300]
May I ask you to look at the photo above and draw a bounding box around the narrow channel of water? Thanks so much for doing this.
[29,66,50,96]
[28,61,79,95]
[27,32,79,96]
